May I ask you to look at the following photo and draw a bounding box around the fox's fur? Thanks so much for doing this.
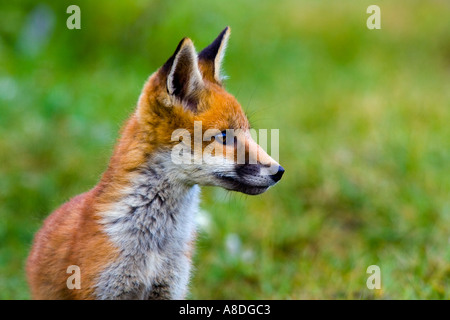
[26,27,284,300]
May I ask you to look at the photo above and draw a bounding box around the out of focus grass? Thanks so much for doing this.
[0,0,449,299]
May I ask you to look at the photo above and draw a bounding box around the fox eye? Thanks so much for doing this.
[215,130,233,145]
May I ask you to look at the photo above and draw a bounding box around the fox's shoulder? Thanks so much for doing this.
[31,191,91,246]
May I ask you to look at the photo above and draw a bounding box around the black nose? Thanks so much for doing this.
[270,166,285,182]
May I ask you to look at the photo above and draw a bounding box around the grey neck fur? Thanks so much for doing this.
[96,156,200,300]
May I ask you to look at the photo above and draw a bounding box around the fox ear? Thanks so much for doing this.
[161,37,204,110]
[198,26,231,84]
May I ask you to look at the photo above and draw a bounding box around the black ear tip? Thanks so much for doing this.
[161,37,194,75]
[169,37,192,62]
[198,27,231,61]
[221,26,231,38]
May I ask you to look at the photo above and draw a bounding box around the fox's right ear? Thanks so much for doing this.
[160,38,204,111]
[198,26,231,84]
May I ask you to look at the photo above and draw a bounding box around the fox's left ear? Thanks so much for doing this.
[198,26,231,84]
[160,37,204,111]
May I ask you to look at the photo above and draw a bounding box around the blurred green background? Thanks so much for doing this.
[1,0,449,299]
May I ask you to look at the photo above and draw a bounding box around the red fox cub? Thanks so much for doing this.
[26,27,284,300]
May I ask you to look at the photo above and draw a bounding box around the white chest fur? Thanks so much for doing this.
[96,165,200,300]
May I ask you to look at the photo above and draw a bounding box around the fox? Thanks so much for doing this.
[26,27,284,300]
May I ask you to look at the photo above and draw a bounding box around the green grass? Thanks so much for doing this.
[0,0,449,299]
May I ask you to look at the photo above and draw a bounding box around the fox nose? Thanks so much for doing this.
[270,165,285,183]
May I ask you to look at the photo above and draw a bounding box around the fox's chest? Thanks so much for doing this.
[96,172,200,300]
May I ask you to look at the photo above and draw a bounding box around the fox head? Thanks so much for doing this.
[135,27,284,195]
